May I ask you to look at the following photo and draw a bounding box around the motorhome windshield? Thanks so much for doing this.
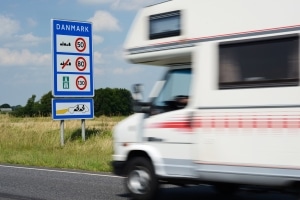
[151,68,191,114]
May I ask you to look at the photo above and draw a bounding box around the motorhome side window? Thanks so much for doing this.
[151,68,191,114]
[149,10,181,40]
[219,35,299,89]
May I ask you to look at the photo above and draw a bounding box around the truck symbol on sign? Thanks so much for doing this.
[60,42,71,46]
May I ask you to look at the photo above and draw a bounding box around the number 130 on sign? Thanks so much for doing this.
[56,74,90,92]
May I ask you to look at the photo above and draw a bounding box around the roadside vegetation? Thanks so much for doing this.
[3,88,133,118]
[0,114,124,172]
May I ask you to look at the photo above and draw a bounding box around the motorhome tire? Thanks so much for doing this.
[125,157,159,200]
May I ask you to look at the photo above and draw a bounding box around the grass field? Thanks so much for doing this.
[0,114,124,172]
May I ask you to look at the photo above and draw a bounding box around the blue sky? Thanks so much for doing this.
[0,0,165,106]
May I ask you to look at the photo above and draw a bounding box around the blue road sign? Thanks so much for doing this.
[52,98,94,120]
[52,19,94,97]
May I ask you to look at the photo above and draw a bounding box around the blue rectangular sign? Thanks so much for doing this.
[52,98,94,120]
[52,19,94,97]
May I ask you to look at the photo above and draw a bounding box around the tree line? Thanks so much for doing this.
[0,88,133,117]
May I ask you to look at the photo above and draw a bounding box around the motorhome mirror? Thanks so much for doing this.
[132,84,144,101]
[133,84,143,93]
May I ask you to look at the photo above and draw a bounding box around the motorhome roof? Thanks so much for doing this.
[124,0,300,65]
[146,0,172,8]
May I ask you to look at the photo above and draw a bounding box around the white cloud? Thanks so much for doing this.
[94,67,105,75]
[27,18,37,27]
[89,11,121,32]
[3,33,47,48]
[18,33,42,43]
[113,66,141,75]
[0,48,50,67]
[0,15,44,48]
[94,51,103,64]
[0,15,20,37]
[93,34,104,45]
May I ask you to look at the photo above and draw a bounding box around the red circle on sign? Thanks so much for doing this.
[75,57,87,71]
[75,37,86,52]
[76,76,87,90]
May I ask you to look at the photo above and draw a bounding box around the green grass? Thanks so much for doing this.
[0,114,124,172]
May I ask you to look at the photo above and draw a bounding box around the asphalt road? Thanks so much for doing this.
[0,164,298,200]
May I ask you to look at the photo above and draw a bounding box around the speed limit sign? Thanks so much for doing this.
[52,19,94,97]
[75,37,86,52]
[76,57,87,71]
[76,76,87,90]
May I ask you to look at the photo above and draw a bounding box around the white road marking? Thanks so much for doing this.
[0,164,124,179]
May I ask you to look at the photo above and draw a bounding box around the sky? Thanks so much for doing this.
[0,0,166,106]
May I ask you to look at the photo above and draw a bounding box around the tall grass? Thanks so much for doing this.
[0,114,124,172]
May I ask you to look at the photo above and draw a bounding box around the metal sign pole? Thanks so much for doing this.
[60,120,64,146]
[81,119,86,142]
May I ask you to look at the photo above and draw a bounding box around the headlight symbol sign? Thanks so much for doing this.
[56,104,89,115]
[52,99,94,120]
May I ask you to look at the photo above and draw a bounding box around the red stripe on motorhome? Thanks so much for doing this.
[150,117,300,130]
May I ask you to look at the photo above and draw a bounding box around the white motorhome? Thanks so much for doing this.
[112,0,300,199]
